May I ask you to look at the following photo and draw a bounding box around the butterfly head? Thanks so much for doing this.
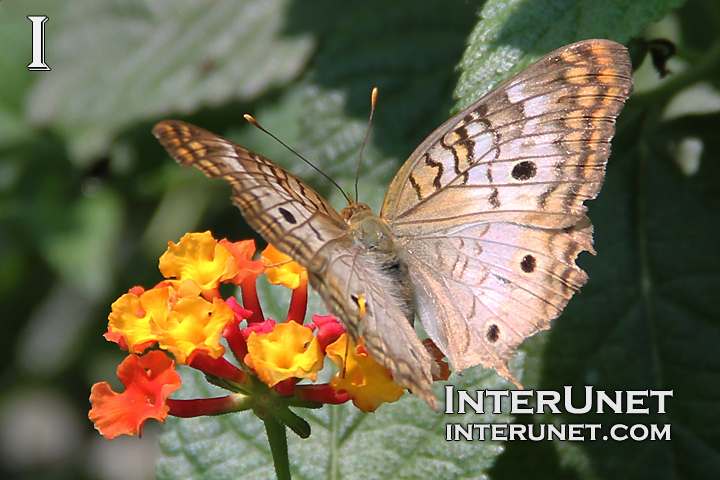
[341,202,402,269]
[340,202,372,223]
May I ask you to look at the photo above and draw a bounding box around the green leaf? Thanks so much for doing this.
[25,0,314,164]
[158,363,516,480]
[238,0,483,211]
[455,0,685,110]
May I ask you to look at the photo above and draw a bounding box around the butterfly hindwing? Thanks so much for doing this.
[401,218,594,383]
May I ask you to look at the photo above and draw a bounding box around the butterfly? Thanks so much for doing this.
[153,39,633,410]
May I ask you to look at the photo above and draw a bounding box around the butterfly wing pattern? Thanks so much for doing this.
[154,39,632,410]
[152,121,350,265]
[381,39,632,385]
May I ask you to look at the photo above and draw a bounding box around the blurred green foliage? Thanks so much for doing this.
[1,0,719,479]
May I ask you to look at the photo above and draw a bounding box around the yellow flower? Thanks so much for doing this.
[107,285,234,365]
[106,287,175,353]
[326,334,404,412]
[245,321,323,387]
[261,244,307,290]
[159,232,239,292]
[154,296,235,364]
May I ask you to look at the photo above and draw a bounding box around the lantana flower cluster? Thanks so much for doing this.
[88,231,423,442]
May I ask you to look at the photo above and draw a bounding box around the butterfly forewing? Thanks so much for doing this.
[383,39,631,229]
[381,39,632,383]
[152,121,349,269]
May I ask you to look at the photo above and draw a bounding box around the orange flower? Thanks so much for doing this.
[218,238,264,285]
[244,321,323,387]
[261,244,307,290]
[159,232,239,294]
[89,351,181,439]
[326,334,404,412]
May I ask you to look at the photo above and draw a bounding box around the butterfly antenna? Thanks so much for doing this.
[243,114,352,204]
[354,87,378,203]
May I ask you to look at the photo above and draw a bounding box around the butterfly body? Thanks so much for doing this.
[314,202,435,404]
[153,39,633,411]
[340,203,414,326]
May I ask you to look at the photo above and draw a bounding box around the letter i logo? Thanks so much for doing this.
[27,15,51,71]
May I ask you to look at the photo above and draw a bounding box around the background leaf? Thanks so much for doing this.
[157,364,516,480]
[26,0,314,164]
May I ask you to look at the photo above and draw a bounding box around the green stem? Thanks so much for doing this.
[275,407,311,439]
[263,415,291,480]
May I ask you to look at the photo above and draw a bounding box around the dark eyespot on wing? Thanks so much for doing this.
[511,160,537,180]
[278,207,297,224]
[520,254,537,273]
[487,324,500,343]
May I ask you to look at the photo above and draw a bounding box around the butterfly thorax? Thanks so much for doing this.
[341,202,415,327]
[342,203,394,253]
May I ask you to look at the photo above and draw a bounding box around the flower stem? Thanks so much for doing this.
[263,415,291,480]
[188,352,249,385]
[286,278,307,323]
[241,275,265,324]
[167,395,251,417]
